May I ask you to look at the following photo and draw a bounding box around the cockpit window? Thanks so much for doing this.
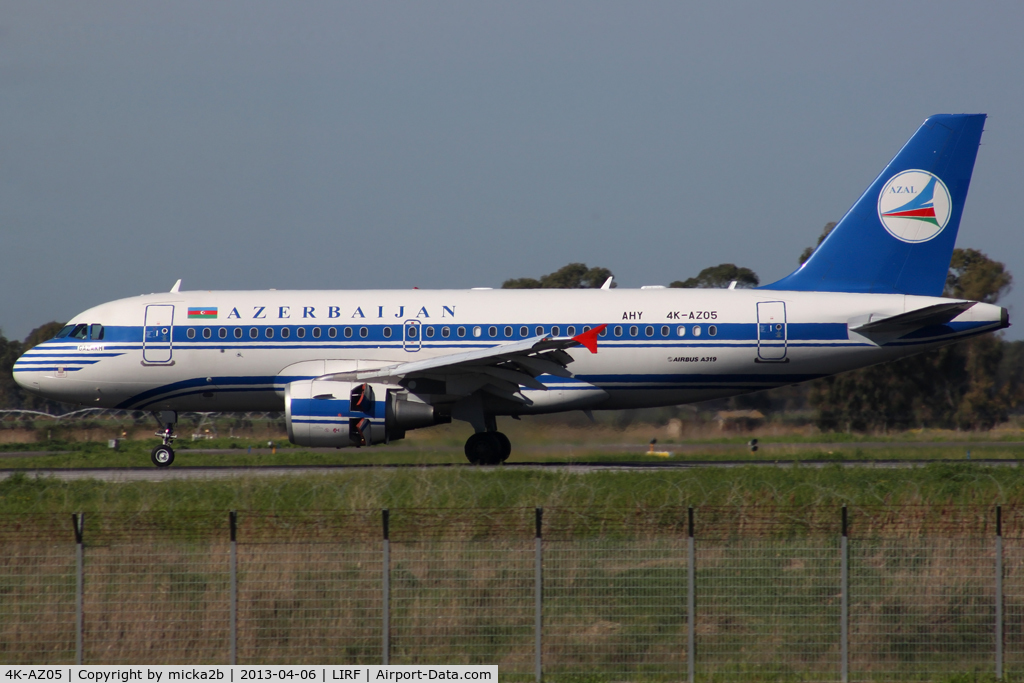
[54,325,75,339]
[69,324,90,340]
[90,324,104,340]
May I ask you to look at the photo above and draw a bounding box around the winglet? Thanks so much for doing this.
[600,277,614,290]
[572,324,607,353]
[170,279,182,293]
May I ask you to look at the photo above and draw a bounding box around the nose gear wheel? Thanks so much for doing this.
[151,445,175,467]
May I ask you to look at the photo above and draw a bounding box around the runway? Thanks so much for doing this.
[0,458,1019,482]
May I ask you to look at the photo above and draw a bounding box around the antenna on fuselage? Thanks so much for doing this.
[600,276,614,290]
[170,279,182,293]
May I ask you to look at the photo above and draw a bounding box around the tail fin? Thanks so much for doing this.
[763,114,986,296]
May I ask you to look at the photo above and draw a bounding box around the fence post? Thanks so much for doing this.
[382,509,390,665]
[230,511,238,665]
[687,507,695,683]
[72,513,84,666]
[996,505,1003,680]
[535,507,543,683]
[841,506,848,683]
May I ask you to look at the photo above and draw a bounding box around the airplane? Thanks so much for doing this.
[13,113,1007,467]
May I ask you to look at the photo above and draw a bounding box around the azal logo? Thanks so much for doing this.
[877,169,952,244]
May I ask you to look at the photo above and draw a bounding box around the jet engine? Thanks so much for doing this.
[284,379,447,448]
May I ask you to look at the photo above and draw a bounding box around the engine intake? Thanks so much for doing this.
[285,379,448,448]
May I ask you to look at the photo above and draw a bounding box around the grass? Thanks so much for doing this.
[2,460,1024,516]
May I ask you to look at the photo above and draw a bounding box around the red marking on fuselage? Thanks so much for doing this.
[572,324,607,354]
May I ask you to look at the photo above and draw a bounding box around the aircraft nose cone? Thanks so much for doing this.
[12,354,38,392]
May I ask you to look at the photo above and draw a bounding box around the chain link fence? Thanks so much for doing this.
[0,515,75,663]
[0,506,1020,681]
[237,511,382,663]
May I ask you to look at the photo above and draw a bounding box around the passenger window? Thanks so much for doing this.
[343,327,352,338]
[360,327,368,338]
[457,327,466,338]
[645,326,654,337]
[504,326,513,337]
[442,326,451,338]
[266,327,275,339]
[677,325,686,337]
[599,327,607,337]
[90,324,105,340]
[520,326,529,337]
[219,328,227,339]
[693,325,702,337]
[281,328,290,339]
[203,328,212,339]
[613,326,623,337]
[328,328,337,338]
[488,326,496,337]
[661,326,669,337]
[709,325,718,336]
[552,326,560,336]
[249,328,258,339]
[472,326,482,338]
[536,326,544,336]
[234,328,243,339]
[425,327,435,338]
[629,326,638,337]
[383,327,392,339]
[567,326,576,336]
[407,325,418,338]
[312,327,321,339]
[297,327,306,339]
[187,328,196,339]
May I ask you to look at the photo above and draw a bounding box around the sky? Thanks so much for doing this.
[3,1,1024,340]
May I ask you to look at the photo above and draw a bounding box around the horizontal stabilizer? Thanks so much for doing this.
[849,301,976,345]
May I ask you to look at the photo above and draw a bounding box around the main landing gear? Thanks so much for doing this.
[464,431,511,466]
[151,410,177,468]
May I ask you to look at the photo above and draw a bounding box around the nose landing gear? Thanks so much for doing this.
[150,410,178,468]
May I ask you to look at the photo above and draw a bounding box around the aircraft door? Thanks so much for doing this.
[756,301,787,361]
[144,304,175,364]
[403,320,422,352]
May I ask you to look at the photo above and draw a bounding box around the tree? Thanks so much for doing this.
[502,263,616,289]
[23,322,66,351]
[669,263,759,289]
[946,248,1012,303]
[0,331,23,410]
[0,322,69,412]
[799,222,837,265]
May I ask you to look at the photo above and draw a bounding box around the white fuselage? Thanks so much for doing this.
[13,287,1006,415]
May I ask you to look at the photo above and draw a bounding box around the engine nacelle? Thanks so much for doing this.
[284,379,447,448]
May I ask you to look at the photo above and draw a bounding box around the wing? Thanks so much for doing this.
[321,325,607,404]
